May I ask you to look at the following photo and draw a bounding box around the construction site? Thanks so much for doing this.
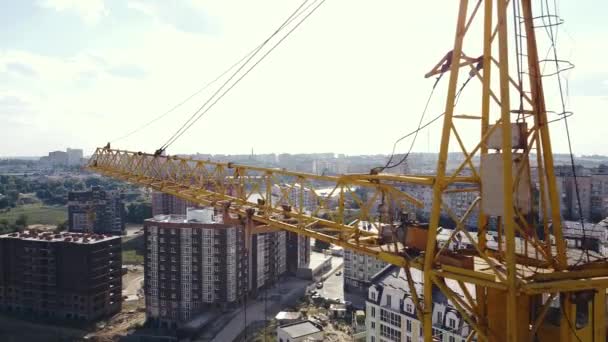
[81,0,608,341]
[1,0,607,341]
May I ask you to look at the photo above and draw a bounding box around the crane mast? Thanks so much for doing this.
[88,0,608,340]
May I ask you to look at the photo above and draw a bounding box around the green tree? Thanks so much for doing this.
[15,214,28,227]
[126,202,152,224]
[0,196,8,209]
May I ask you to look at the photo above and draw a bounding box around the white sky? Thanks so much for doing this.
[0,0,606,157]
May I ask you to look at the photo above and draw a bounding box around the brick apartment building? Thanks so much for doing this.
[143,207,310,328]
[151,191,198,216]
[0,230,122,322]
[68,186,125,235]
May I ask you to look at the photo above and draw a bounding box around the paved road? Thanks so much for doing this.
[317,265,344,302]
[209,277,311,342]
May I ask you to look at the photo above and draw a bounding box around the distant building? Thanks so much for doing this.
[39,148,84,167]
[151,191,198,216]
[40,150,68,166]
[366,266,473,342]
[344,222,388,293]
[68,186,125,235]
[66,148,84,166]
[277,320,324,342]
[554,164,608,222]
[0,231,122,322]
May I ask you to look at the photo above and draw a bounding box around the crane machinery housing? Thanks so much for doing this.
[87,0,608,341]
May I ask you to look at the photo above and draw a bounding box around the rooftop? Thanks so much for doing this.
[0,230,119,244]
[275,311,303,321]
[279,320,323,339]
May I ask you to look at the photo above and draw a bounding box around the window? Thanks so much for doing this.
[380,324,401,342]
[370,337,375,342]
[448,317,456,329]
[380,309,401,327]
[371,321,375,329]
[449,336,455,342]
[406,319,412,332]
[406,303,413,313]
[371,306,376,317]
[407,337,412,342]
[436,311,443,324]
[370,291,376,301]
[386,295,392,307]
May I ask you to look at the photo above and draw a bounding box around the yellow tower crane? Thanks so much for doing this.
[88,0,608,340]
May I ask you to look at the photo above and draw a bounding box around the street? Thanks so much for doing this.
[316,265,344,302]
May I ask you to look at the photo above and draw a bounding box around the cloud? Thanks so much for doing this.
[6,62,38,78]
[0,92,38,125]
[127,0,216,34]
[107,64,147,80]
[37,0,108,26]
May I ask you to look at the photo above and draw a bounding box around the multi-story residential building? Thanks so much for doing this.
[401,184,479,230]
[39,148,84,167]
[68,186,125,235]
[44,150,69,166]
[366,266,472,342]
[344,222,388,293]
[144,208,248,328]
[555,164,608,222]
[143,207,309,328]
[0,230,122,322]
[151,191,198,216]
[66,148,84,166]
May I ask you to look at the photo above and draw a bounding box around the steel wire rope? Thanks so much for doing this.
[159,0,324,153]
[540,0,590,264]
[375,66,476,174]
[109,47,260,144]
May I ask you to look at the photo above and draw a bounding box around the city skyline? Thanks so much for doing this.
[1,1,607,157]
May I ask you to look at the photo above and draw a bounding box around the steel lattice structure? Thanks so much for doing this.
[88,0,608,340]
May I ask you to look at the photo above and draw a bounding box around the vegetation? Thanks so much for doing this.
[126,202,152,224]
[122,249,144,265]
[0,204,67,225]
[0,174,143,208]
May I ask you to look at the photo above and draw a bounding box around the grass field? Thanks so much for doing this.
[122,249,144,265]
[0,204,67,225]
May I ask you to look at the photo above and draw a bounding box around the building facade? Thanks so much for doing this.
[366,266,472,342]
[144,208,248,328]
[143,207,310,328]
[68,186,125,235]
[344,249,388,293]
[66,148,84,166]
[0,231,122,322]
[555,164,608,222]
[151,191,198,216]
[344,222,388,292]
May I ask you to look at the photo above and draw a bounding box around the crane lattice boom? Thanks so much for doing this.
[88,0,608,340]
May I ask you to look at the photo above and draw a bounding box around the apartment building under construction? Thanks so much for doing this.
[0,231,122,322]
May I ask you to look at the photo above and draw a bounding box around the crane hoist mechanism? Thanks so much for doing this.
[87,0,608,341]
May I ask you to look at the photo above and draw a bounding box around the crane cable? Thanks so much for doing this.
[541,0,589,265]
[158,0,326,154]
[108,46,261,144]
[373,55,482,174]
